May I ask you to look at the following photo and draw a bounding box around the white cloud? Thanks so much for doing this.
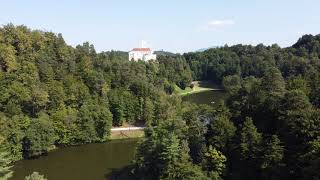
[198,19,235,31]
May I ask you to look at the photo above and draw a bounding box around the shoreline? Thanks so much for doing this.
[176,81,223,96]
[179,88,223,96]
[110,126,146,140]
[110,129,145,140]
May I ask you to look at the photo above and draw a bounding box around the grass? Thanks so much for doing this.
[175,81,223,96]
[110,130,145,140]
[174,85,193,95]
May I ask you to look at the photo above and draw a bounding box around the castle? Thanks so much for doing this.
[128,47,157,61]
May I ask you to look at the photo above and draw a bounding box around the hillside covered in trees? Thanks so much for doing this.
[0,24,192,165]
[131,35,320,179]
[1,24,320,180]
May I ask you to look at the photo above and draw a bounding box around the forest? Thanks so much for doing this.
[1,24,320,179]
[131,35,320,179]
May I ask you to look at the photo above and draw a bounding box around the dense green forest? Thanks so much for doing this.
[131,35,320,179]
[0,24,191,169]
[1,24,320,180]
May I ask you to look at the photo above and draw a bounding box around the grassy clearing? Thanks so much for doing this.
[176,81,223,96]
[110,130,145,140]
[174,85,193,95]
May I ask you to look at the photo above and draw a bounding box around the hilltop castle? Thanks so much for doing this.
[128,47,157,61]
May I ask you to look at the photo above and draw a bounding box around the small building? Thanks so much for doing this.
[128,48,157,61]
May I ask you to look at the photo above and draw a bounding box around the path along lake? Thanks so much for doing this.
[11,90,226,180]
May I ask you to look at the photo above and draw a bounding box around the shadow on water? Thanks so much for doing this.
[197,81,223,89]
[104,165,138,180]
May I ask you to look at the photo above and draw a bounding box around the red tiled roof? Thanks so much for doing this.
[131,48,151,52]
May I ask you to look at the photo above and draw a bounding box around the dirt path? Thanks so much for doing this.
[110,126,146,132]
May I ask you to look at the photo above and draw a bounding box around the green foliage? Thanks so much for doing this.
[261,135,284,169]
[157,55,193,89]
[0,148,13,180]
[23,113,55,158]
[239,117,262,160]
[24,172,47,180]
[132,33,320,180]
[0,24,188,161]
[300,138,320,180]
[278,90,320,145]
[50,107,78,145]
[134,124,183,179]
[286,75,309,95]
[203,146,227,177]
[163,162,209,180]
[2,24,320,179]
[206,113,236,152]
[260,67,285,97]
[222,75,241,95]
[182,104,208,164]
[0,44,18,72]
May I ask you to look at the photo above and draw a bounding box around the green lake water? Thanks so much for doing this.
[182,90,227,105]
[11,139,139,180]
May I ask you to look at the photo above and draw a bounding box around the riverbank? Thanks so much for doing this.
[110,125,146,140]
[110,130,145,140]
[176,81,223,96]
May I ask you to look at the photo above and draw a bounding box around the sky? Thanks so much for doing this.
[1,0,320,53]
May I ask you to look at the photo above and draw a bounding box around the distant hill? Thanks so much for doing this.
[154,50,177,57]
[195,46,219,52]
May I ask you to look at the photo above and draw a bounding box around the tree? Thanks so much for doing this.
[47,81,66,109]
[108,90,125,126]
[223,75,241,95]
[134,121,189,179]
[163,162,209,180]
[239,117,262,160]
[110,102,124,126]
[29,86,49,116]
[286,75,309,96]
[206,114,236,152]
[238,117,262,179]
[261,62,286,96]
[260,135,284,179]
[0,44,18,72]
[300,138,320,180]
[75,103,98,143]
[278,90,320,146]
[24,172,47,180]
[142,98,154,126]
[50,107,78,145]
[0,148,13,180]
[23,113,55,158]
[182,104,208,164]
[203,145,227,179]
[94,105,113,141]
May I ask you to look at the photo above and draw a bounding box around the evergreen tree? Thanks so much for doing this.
[203,145,227,179]
[206,114,236,152]
[260,135,284,179]
[238,117,262,179]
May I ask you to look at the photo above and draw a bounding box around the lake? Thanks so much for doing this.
[182,90,227,105]
[11,139,139,180]
[11,90,226,180]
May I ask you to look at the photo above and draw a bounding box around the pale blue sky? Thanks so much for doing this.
[1,0,320,52]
